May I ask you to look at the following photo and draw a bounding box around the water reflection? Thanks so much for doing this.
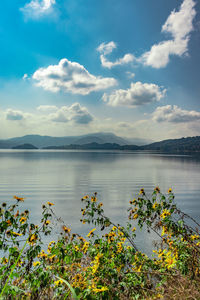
[0,150,199,253]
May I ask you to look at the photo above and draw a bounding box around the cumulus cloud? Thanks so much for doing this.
[49,103,93,125]
[21,0,55,17]
[97,41,135,69]
[103,82,166,107]
[97,41,117,55]
[152,105,200,123]
[141,0,196,68]
[37,105,57,112]
[32,58,117,95]
[5,109,25,121]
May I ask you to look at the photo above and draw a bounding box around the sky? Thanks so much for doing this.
[0,0,200,141]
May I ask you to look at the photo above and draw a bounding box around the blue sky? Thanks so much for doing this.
[0,0,199,141]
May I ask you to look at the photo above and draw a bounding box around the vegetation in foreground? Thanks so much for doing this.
[0,189,200,299]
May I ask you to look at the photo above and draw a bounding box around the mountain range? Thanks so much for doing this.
[1,133,200,153]
[0,132,151,149]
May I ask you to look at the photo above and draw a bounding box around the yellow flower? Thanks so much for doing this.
[132,227,136,232]
[45,220,51,225]
[28,233,38,244]
[117,242,123,253]
[139,188,145,195]
[160,209,171,219]
[6,220,12,226]
[74,245,79,251]
[87,228,96,237]
[2,258,8,264]
[38,250,47,259]
[12,231,22,237]
[133,213,138,219]
[112,226,117,231]
[152,202,158,209]
[49,255,56,262]
[63,226,71,234]
[91,196,97,202]
[33,261,40,267]
[93,286,108,293]
[20,217,27,224]
[161,226,168,236]
[82,242,89,254]
[82,195,89,200]
[47,202,54,206]
[13,196,24,202]
[168,188,172,193]
[48,241,56,247]
[54,279,63,286]
[190,234,199,241]
[165,254,177,269]
[154,186,160,193]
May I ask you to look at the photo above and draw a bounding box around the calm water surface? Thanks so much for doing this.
[0,150,200,253]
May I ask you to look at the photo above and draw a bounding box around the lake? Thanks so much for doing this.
[0,150,200,253]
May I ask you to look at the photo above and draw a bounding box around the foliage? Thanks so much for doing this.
[0,189,200,299]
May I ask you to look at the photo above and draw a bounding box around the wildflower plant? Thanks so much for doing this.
[0,189,199,299]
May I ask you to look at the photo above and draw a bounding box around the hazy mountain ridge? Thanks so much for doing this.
[12,144,38,150]
[1,134,200,152]
[0,133,148,148]
[141,136,200,152]
[43,142,140,150]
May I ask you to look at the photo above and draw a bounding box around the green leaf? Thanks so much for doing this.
[55,276,80,300]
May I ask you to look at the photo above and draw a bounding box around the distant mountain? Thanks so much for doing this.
[126,137,153,146]
[141,136,200,152]
[43,142,140,151]
[0,133,130,149]
[73,133,129,145]
[12,144,38,150]
[12,143,38,150]
[1,134,200,152]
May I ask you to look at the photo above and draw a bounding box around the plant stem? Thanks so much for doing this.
[0,238,28,298]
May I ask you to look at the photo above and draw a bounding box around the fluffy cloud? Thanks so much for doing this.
[141,0,196,68]
[5,109,25,121]
[49,103,93,124]
[21,0,55,17]
[103,82,166,107]
[32,58,117,95]
[97,41,135,69]
[97,42,117,55]
[37,105,57,112]
[152,105,200,123]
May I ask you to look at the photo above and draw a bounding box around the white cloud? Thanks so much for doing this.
[32,58,117,95]
[103,82,166,107]
[152,105,200,123]
[141,0,196,68]
[97,41,135,69]
[97,41,117,55]
[37,105,57,112]
[100,53,135,69]
[5,109,25,121]
[21,0,55,17]
[49,103,93,124]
